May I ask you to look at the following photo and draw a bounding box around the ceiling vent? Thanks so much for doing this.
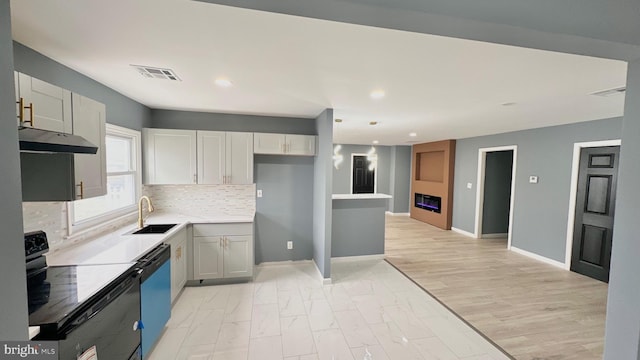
[131,65,181,81]
[591,86,626,97]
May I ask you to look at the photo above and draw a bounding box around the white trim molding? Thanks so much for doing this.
[385,211,410,216]
[312,258,332,285]
[451,227,476,238]
[331,254,385,263]
[474,145,518,250]
[511,246,566,269]
[564,139,621,270]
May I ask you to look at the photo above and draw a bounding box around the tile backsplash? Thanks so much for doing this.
[143,184,256,215]
[23,184,255,251]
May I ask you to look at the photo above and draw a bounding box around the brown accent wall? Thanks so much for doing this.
[411,140,456,229]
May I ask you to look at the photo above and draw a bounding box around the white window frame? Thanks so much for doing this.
[67,124,142,235]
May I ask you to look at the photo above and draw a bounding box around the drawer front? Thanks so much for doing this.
[193,223,253,236]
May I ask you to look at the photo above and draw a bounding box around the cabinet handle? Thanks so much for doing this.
[176,246,182,260]
[16,97,24,122]
[193,174,197,184]
[23,102,34,127]
[76,181,84,199]
[282,143,285,153]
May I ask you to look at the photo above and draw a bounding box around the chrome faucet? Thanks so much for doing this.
[137,196,155,229]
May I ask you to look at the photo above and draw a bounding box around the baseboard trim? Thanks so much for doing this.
[331,254,385,263]
[481,233,508,239]
[312,258,332,285]
[510,246,566,269]
[385,211,410,216]
[451,227,476,238]
[256,260,313,267]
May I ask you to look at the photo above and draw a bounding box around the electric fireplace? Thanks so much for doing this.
[415,193,441,213]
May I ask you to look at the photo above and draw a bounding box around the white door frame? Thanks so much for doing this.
[474,145,518,249]
[564,139,621,270]
[350,153,378,194]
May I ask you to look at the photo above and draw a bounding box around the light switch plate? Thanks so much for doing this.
[529,176,539,184]
[287,241,293,250]
[467,182,473,189]
[257,189,263,198]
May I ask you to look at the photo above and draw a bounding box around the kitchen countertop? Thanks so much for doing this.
[47,211,255,266]
[29,326,39,339]
[332,193,392,200]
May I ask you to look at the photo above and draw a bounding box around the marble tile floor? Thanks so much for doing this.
[148,260,511,360]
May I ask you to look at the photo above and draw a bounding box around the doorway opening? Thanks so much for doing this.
[351,154,376,194]
[475,146,517,248]
[565,140,621,282]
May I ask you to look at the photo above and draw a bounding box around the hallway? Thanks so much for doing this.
[385,215,608,360]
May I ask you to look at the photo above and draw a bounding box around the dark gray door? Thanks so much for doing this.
[352,155,375,194]
[571,146,620,282]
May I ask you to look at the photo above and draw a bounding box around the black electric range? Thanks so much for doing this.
[28,263,137,331]
[26,231,143,360]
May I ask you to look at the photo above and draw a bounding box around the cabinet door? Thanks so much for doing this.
[72,94,107,199]
[193,236,224,280]
[144,128,197,184]
[286,135,316,156]
[223,235,253,278]
[226,132,254,184]
[18,72,72,133]
[166,227,188,303]
[253,133,285,155]
[197,131,225,184]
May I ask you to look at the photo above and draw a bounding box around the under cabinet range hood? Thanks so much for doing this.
[18,127,98,154]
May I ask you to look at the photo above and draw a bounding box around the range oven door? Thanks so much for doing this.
[58,272,142,360]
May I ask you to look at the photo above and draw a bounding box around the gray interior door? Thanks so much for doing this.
[571,146,620,282]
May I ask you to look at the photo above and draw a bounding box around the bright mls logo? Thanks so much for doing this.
[0,342,58,359]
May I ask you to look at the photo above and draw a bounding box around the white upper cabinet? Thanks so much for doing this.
[72,94,107,199]
[146,129,253,185]
[226,132,253,185]
[253,133,316,156]
[197,131,226,184]
[253,133,285,155]
[196,131,253,185]
[144,128,197,185]
[16,72,72,133]
[286,134,316,156]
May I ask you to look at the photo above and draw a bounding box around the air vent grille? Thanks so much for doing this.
[591,86,626,97]
[131,65,181,81]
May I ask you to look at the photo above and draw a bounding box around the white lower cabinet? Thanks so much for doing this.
[192,223,253,280]
[165,226,188,303]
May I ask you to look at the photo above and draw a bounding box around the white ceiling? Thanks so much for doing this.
[10,0,627,145]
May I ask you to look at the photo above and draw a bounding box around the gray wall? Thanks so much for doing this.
[604,59,640,359]
[332,198,387,257]
[453,117,622,263]
[332,145,390,195]
[13,42,151,130]
[152,109,316,134]
[313,109,333,279]
[389,145,412,213]
[254,155,314,263]
[482,150,513,235]
[0,0,28,340]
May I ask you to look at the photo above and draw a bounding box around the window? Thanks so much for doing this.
[69,124,141,232]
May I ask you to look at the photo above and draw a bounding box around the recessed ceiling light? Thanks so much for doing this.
[335,118,343,123]
[501,102,516,106]
[409,132,417,137]
[370,90,385,99]
[373,140,379,144]
[369,121,378,126]
[214,78,233,87]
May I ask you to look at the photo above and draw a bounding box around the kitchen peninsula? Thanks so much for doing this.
[331,193,392,258]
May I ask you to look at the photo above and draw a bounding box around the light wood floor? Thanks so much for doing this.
[384,215,608,360]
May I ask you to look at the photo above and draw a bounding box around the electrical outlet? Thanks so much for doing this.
[287,241,293,250]
[467,182,472,189]
[257,189,263,198]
